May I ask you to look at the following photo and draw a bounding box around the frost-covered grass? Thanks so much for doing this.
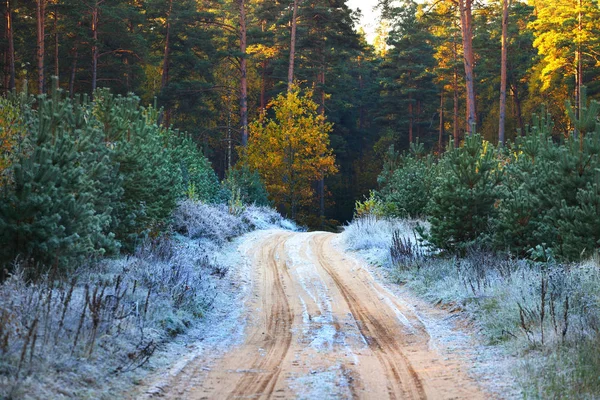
[342,215,422,251]
[173,200,299,244]
[0,201,295,399]
[341,217,600,399]
[342,216,426,267]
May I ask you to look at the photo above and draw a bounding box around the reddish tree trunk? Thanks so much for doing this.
[459,0,476,134]
[260,60,267,110]
[69,47,78,97]
[358,56,366,132]
[408,92,414,144]
[575,0,582,134]
[511,82,525,135]
[453,40,459,148]
[161,0,172,90]
[417,100,422,139]
[3,27,7,93]
[259,20,267,110]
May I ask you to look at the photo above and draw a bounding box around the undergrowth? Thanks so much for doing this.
[0,201,295,399]
[342,217,600,399]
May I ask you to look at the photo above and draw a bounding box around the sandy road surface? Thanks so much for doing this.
[142,231,487,399]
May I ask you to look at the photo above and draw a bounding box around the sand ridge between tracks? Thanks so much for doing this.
[139,231,488,399]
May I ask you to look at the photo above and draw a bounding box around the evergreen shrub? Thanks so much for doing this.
[377,142,436,218]
[420,135,502,253]
[0,84,121,274]
[376,99,600,261]
[494,103,600,260]
[0,84,220,276]
[223,165,270,206]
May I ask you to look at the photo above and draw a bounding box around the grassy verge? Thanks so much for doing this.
[342,216,600,399]
[0,201,295,399]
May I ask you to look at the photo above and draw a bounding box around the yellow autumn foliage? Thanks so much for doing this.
[0,98,26,187]
[245,85,337,218]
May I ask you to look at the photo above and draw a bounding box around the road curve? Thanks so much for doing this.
[145,231,487,399]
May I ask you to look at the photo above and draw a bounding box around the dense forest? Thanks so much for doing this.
[2,0,598,226]
[2,1,600,398]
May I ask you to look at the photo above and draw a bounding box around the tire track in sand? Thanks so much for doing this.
[227,232,294,399]
[312,233,426,400]
[135,231,489,400]
[175,232,295,400]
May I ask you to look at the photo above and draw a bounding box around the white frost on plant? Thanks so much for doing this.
[0,201,296,399]
[341,216,426,251]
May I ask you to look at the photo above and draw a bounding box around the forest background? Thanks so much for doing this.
[1,0,599,225]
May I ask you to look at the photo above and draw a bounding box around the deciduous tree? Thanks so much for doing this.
[245,85,337,219]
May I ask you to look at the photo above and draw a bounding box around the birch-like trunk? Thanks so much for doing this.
[287,0,299,91]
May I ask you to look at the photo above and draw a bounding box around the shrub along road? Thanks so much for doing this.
[135,231,488,399]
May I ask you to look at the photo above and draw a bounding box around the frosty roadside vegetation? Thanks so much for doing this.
[0,200,297,399]
[341,215,600,399]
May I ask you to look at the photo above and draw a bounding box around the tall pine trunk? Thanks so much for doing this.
[417,100,422,139]
[287,0,299,91]
[53,5,59,83]
[239,0,248,146]
[575,0,582,136]
[358,56,366,132]
[36,0,46,94]
[2,25,7,92]
[318,61,325,225]
[5,0,16,91]
[408,90,414,144]
[498,0,509,146]
[69,47,78,97]
[91,1,99,93]
[161,0,173,126]
[439,91,444,152]
[512,82,525,135]
[459,0,476,134]
[452,36,459,148]
[260,60,267,110]
[259,21,267,110]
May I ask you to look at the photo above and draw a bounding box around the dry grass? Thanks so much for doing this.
[342,217,600,399]
[0,201,294,399]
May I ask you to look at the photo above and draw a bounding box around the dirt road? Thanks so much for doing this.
[143,231,487,399]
